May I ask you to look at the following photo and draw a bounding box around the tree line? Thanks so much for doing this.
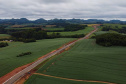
[0,25,7,34]
[64,24,87,31]
[46,24,87,32]
[11,29,47,43]
[10,28,85,43]
[96,33,126,47]
[102,26,126,34]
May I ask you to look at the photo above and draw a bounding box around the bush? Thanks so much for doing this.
[62,34,85,38]
[47,32,61,39]
[16,52,32,57]
[0,42,8,48]
[23,38,36,43]
[90,36,96,39]
[13,38,36,43]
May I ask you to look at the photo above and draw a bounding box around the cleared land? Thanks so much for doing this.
[26,39,126,84]
[47,27,94,36]
[0,38,75,77]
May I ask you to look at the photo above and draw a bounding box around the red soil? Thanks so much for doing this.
[0,63,33,84]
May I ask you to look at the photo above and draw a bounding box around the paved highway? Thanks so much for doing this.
[3,26,98,84]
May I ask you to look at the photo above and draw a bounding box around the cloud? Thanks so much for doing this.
[0,0,126,20]
[38,0,70,4]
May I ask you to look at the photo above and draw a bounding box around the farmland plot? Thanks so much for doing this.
[25,74,104,84]
[0,38,75,77]
[28,39,126,84]
[47,27,94,36]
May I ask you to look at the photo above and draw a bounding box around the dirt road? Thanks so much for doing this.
[33,73,116,84]
[2,25,99,84]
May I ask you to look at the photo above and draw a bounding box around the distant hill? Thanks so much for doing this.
[0,18,126,25]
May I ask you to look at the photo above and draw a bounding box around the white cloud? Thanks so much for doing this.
[0,0,126,20]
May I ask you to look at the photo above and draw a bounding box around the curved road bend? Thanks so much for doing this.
[3,26,99,84]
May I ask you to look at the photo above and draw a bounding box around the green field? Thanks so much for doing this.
[5,27,31,30]
[25,75,104,84]
[26,39,126,84]
[94,31,119,36]
[48,27,94,36]
[5,27,64,31]
[103,24,126,29]
[94,31,109,35]
[44,27,64,31]
[0,38,75,77]
[0,34,11,39]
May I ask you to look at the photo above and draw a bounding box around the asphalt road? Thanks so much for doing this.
[3,26,98,84]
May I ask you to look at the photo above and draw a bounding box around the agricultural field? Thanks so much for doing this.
[103,24,126,29]
[94,25,119,36]
[0,34,11,39]
[0,38,75,77]
[48,27,94,36]
[25,75,104,84]
[94,31,118,35]
[26,39,126,84]
[5,27,31,30]
[44,27,64,31]
[94,31,109,35]
[101,24,126,34]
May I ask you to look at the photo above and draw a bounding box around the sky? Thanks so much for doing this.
[0,0,126,20]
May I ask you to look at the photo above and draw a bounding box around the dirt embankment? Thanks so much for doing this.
[0,63,33,84]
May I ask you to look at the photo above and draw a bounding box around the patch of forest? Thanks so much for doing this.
[96,33,126,46]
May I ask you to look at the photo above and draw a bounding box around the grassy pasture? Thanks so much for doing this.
[47,27,94,36]
[0,38,75,77]
[33,39,126,84]
[0,34,11,39]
